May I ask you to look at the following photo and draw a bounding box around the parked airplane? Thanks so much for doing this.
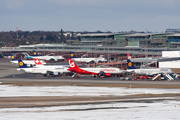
[126,58,174,78]
[24,51,64,62]
[33,58,69,68]
[67,58,123,78]
[17,59,71,77]
[69,52,107,63]
[23,51,39,59]
[10,54,46,67]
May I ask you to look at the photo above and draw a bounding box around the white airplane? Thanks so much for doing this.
[126,58,174,76]
[67,58,123,78]
[69,52,107,63]
[24,51,64,62]
[17,59,71,77]
[33,58,69,68]
[10,54,46,67]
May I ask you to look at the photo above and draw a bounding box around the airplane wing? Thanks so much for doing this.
[41,69,70,76]
[157,57,180,62]
[123,58,157,62]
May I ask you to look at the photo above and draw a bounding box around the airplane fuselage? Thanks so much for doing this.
[17,66,69,74]
[127,68,174,75]
[68,67,123,75]
[32,56,64,61]
[72,57,107,63]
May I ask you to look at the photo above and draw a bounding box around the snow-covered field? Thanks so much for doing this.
[1,100,180,120]
[0,85,180,97]
[0,85,180,120]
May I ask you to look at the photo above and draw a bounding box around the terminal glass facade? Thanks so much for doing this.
[168,36,180,46]
[114,34,126,39]
[81,36,113,42]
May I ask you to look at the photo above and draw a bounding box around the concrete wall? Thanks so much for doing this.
[162,51,180,57]
[160,51,180,70]
[159,61,180,68]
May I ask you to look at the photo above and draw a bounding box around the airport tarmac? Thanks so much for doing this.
[1,58,180,119]
[1,58,180,87]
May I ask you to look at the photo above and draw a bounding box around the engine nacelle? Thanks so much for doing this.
[48,72,63,76]
[105,73,111,77]
[58,72,63,75]
[27,64,34,67]
[45,71,63,77]
[99,71,111,77]
[53,72,59,76]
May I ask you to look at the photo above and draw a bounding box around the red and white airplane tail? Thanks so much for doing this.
[126,53,132,59]
[68,58,79,70]
[34,58,43,66]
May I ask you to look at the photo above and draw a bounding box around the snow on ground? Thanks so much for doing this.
[0,85,180,119]
[1,100,180,120]
[0,85,180,97]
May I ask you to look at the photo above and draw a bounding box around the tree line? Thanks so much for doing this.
[0,29,74,47]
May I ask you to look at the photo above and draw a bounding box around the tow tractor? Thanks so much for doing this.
[133,75,148,80]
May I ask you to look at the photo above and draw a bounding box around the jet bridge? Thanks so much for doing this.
[152,73,174,81]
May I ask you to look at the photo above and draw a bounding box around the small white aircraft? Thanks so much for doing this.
[67,58,123,78]
[24,51,64,62]
[17,59,71,77]
[33,58,69,68]
[69,52,107,63]
[10,54,46,67]
[126,58,174,80]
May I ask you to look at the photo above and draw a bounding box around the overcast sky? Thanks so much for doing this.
[0,0,180,32]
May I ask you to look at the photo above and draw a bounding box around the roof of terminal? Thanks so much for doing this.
[123,33,171,37]
[163,33,180,37]
[79,33,174,37]
[123,33,151,37]
[79,33,127,37]
[19,43,66,47]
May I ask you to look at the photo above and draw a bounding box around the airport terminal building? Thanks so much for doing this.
[1,33,180,57]
[67,33,180,48]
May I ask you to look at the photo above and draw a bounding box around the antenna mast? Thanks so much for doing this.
[16,27,18,37]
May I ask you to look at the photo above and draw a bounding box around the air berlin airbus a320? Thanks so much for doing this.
[67,58,124,78]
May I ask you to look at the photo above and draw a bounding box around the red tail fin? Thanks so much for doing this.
[34,58,43,65]
[68,58,79,69]
[126,53,132,59]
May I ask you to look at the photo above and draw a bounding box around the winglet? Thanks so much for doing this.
[34,58,43,65]
[69,52,76,58]
[18,59,28,68]
[11,54,16,61]
[24,53,32,59]
[127,59,136,69]
[126,53,132,59]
